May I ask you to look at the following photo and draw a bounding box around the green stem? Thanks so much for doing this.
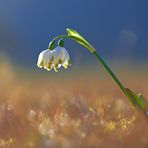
[93,51,125,95]
[51,33,137,107]
[92,51,135,107]
[52,35,125,94]
[51,35,69,42]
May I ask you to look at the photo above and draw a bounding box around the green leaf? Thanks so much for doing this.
[125,88,137,106]
[125,88,148,111]
[66,28,85,40]
[138,94,148,111]
[66,28,96,53]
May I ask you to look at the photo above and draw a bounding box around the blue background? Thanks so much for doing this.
[0,0,148,67]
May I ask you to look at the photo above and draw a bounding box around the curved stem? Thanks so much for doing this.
[93,51,125,94]
[52,30,132,98]
[52,35,125,94]
[51,35,69,42]
[51,34,136,106]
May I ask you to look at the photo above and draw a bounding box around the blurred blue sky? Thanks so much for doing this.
[0,0,148,67]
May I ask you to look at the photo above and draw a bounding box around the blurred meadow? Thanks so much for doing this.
[0,56,147,148]
[0,0,148,147]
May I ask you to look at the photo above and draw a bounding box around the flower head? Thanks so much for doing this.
[37,46,70,72]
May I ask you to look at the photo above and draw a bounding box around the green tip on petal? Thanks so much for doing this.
[47,68,51,71]
[58,59,63,64]
[51,56,54,61]
[55,63,58,68]
[68,60,71,66]
[54,67,58,72]
[63,64,68,69]
[38,61,44,68]
[47,64,51,70]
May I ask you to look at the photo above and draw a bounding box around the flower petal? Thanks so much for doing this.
[37,46,71,72]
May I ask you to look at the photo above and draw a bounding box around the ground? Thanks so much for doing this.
[0,61,147,148]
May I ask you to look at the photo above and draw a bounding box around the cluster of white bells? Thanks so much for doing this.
[37,40,70,72]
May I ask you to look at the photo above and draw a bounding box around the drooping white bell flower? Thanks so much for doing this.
[37,46,70,72]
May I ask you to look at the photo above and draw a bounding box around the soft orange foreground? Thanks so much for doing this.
[0,61,148,148]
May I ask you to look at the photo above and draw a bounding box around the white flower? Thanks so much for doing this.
[37,46,70,72]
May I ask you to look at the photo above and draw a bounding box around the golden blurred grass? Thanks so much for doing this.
[0,59,148,148]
